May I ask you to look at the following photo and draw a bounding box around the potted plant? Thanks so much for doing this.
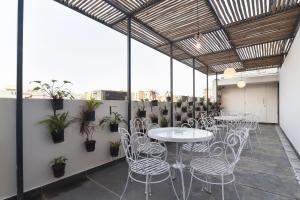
[187,111,193,118]
[150,113,158,124]
[110,140,121,157]
[165,91,171,102]
[175,112,181,121]
[149,90,158,106]
[199,97,204,106]
[39,112,74,143]
[51,156,67,178]
[160,116,168,127]
[181,96,188,102]
[176,99,182,108]
[100,112,127,132]
[80,111,98,152]
[181,106,187,113]
[137,99,146,118]
[181,117,188,124]
[196,106,201,111]
[31,80,74,110]
[161,105,168,115]
[84,98,102,121]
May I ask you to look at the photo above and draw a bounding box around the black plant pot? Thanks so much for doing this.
[110,147,119,157]
[176,102,182,107]
[187,112,193,118]
[166,97,171,102]
[151,118,158,124]
[161,123,168,127]
[189,102,193,106]
[175,115,181,121]
[51,130,64,144]
[162,109,168,115]
[182,120,188,124]
[138,110,146,118]
[151,100,158,106]
[52,163,66,178]
[85,111,95,121]
[110,123,119,132]
[181,107,187,113]
[51,99,63,110]
[85,140,96,152]
[139,129,147,133]
[196,107,201,111]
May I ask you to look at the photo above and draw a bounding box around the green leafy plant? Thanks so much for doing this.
[86,98,102,112]
[39,112,74,133]
[138,99,146,111]
[149,112,158,123]
[51,156,67,165]
[99,112,127,127]
[110,140,121,148]
[161,105,168,115]
[160,116,168,127]
[199,97,204,105]
[149,90,158,101]
[80,111,97,141]
[31,80,74,100]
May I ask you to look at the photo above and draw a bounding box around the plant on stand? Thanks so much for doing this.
[84,97,102,121]
[137,99,146,118]
[149,112,158,124]
[149,90,158,106]
[110,140,121,157]
[51,156,67,178]
[80,111,98,152]
[31,80,74,110]
[99,112,127,132]
[39,112,74,143]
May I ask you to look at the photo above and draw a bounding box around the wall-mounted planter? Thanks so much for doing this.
[151,118,158,124]
[109,123,119,132]
[52,163,66,178]
[188,102,193,106]
[175,115,181,121]
[181,107,187,113]
[110,146,119,157]
[85,111,95,121]
[196,107,201,111]
[166,97,171,102]
[151,100,158,106]
[51,99,63,110]
[137,110,146,118]
[51,130,64,144]
[176,102,182,108]
[85,140,96,152]
[187,112,193,118]
[162,109,168,115]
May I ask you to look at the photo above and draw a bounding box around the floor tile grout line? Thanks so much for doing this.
[86,175,122,199]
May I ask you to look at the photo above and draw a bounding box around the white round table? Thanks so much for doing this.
[214,115,245,121]
[148,127,213,200]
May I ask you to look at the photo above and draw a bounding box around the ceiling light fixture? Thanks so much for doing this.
[194,0,202,49]
[223,51,236,79]
[237,80,246,88]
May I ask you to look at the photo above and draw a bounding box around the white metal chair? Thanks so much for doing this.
[119,130,179,200]
[130,118,151,134]
[187,128,249,200]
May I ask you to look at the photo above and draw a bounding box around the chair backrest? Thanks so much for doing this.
[187,118,200,128]
[209,128,249,174]
[118,128,132,161]
[130,118,151,133]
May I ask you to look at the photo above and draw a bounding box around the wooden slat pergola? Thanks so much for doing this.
[53,0,300,74]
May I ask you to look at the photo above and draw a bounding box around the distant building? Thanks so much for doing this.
[85,90,127,100]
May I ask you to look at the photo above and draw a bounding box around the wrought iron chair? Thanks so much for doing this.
[119,130,179,200]
[187,128,249,200]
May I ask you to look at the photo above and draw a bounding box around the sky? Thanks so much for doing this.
[0,0,209,97]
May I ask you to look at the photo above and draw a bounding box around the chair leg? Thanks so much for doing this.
[145,175,149,200]
[233,182,240,200]
[120,172,130,200]
[221,175,225,200]
[169,170,180,200]
[186,169,194,200]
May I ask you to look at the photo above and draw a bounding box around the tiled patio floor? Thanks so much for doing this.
[37,125,300,200]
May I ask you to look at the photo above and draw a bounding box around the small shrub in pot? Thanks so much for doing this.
[80,111,98,152]
[176,99,182,108]
[137,99,146,118]
[149,90,158,106]
[150,113,158,124]
[84,98,102,121]
[39,112,74,144]
[160,116,168,127]
[175,112,181,121]
[161,105,168,115]
[51,156,67,178]
[110,140,121,157]
[181,106,187,113]
[100,112,127,133]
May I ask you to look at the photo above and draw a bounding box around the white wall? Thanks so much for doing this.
[0,99,128,199]
[280,29,300,154]
[221,82,278,123]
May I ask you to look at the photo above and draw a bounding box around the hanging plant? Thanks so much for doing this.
[79,111,98,152]
[110,140,121,157]
[99,112,127,132]
[161,105,168,115]
[149,113,158,124]
[51,156,67,178]
[31,80,74,110]
[149,90,158,106]
[137,99,146,118]
[84,98,102,121]
[160,116,168,127]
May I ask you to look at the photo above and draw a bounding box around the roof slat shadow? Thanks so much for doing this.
[135,0,220,41]
[53,0,300,74]
[176,29,231,56]
[226,7,300,47]
[209,0,300,25]
[237,39,293,60]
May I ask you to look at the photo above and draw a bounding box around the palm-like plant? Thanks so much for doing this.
[99,112,126,132]
[31,80,74,100]
[86,98,102,112]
